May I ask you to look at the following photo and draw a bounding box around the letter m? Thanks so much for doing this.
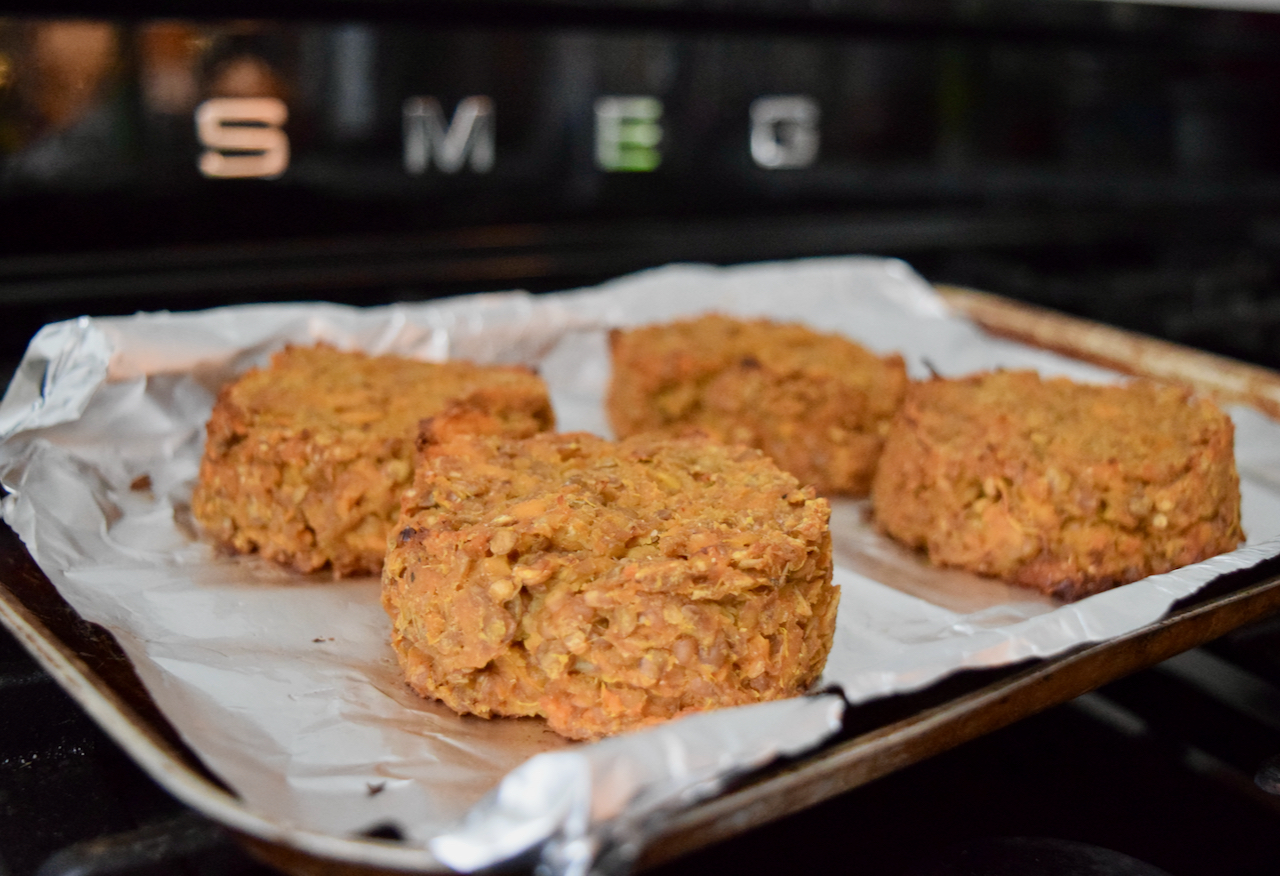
[402,96,494,175]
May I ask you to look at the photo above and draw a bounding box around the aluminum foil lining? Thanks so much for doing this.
[1,257,1278,874]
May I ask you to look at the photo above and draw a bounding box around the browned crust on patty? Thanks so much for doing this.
[870,370,1244,601]
[606,314,908,496]
[191,344,554,577]
[382,420,838,740]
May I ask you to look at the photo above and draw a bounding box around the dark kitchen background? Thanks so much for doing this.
[2,1,1280,875]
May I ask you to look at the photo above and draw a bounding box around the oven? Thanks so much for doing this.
[2,2,1280,875]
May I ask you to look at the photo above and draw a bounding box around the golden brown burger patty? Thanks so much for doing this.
[192,344,554,577]
[871,370,1244,601]
[383,418,839,740]
[606,313,907,496]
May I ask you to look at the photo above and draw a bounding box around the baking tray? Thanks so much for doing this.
[2,283,1280,876]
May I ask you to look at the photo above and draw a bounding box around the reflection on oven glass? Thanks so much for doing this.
[139,21,202,116]
[2,19,129,184]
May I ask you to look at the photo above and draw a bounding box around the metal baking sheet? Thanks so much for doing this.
[2,258,1279,875]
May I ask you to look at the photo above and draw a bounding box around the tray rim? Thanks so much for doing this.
[936,284,1280,420]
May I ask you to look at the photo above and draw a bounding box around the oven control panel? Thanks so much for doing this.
[0,14,1277,253]
[0,20,929,193]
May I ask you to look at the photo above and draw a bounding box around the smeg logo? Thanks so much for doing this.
[195,94,820,179]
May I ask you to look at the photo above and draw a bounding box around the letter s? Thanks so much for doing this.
[195,97,290,179]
